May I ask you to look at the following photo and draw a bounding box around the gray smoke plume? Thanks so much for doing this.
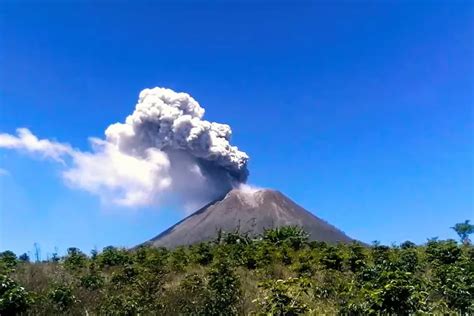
[0,87,249,209]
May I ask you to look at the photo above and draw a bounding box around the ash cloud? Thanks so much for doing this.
[0,87,249,209]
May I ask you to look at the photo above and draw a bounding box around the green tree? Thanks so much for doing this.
[192,242,213,265]
[451,220,474,244]
[347,242,367,273]
[320,246,344,271]
[0,251,17,270]
[64,247,87,271]
[263,226,308,250]
[205,260,241,315]
[18,253,29,263]
[98,246,131,267]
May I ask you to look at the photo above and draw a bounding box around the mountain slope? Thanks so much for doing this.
[144,188,352,248]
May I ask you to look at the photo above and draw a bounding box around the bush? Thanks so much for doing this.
[205,260,241,315]
[263,226,309,250]
[347,242,367,273]
[0,225,472,314]
[320,246,344,271]
[0,251,17,271]
[171,273,209,315]
[18,253,29,263]
[255,277,310,315]
[63,247,87,271]
[80,272,104,290]
[98,246,131,267]
[426,239,462,265]
[0,274,32,314]
[48,285,76,312]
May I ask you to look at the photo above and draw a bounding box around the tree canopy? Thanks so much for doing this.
[1,224,473,315]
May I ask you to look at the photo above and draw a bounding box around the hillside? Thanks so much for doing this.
[145,188,352,248]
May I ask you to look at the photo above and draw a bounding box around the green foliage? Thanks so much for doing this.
[2,225,473,315]
[426,239,461,265]
[320,245,344,271]
[353,270,427,314]
[396,247,419,273]
[133,246,168,271]
[426,239,474,313]
[263,226,308,250]
[18,253,29,263]
[173,273,209,315]
[47,284,76,312]
[205,260,241,315]
[347,242,367,273]
[80,270,104,290]
[0,251,17,271]
[451,219,474,244]
[255,277,310,315]
[98,246,131,267]
[0,274,32,314]
[63,247,87,271]
[191,242,213,265]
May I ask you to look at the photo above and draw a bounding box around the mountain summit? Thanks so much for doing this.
[144,188,353,248]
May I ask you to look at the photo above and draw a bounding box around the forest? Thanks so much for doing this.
[1,223,473,315]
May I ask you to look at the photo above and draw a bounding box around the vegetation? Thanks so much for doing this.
[451,219,474,245]
[1,223,473,315]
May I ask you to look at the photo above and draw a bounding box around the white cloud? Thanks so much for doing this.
[63,138,172,207]
[0,87,249,209]
[0,128,73,163]
[0,168,9,176]
[0,129,172,207]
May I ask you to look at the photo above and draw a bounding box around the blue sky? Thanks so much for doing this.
[0,1,473,257]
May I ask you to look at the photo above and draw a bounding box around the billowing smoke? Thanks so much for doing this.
[0,87,249,209]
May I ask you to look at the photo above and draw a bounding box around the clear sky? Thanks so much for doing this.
[0,1,473,257]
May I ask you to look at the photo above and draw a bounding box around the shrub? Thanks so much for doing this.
[426,239,461,265]
[98,246,131,267]
[0,274,32,314]
[80,272,104,290]
[320,246,344,271]
[48,284,76,312]
[0,251,17,270]
[347,242,367,273]
[0,225,472,314]
[63,247,87,271]
[205,260,241,315]
[172,273,209,315]
[255,277,310,315]
[263,226,309,250]
[18,253,30,263]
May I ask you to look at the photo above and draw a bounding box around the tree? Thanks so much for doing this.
[205,260,241,315]
[64,247,87,271]
[0,251,17,270]
[18,253,29,263]
[348,242,367,273]
[263,226,309,250]
[98,246,131,267]
[451,220,474,244]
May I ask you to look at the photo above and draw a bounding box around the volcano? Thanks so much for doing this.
[144,188,353,248]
